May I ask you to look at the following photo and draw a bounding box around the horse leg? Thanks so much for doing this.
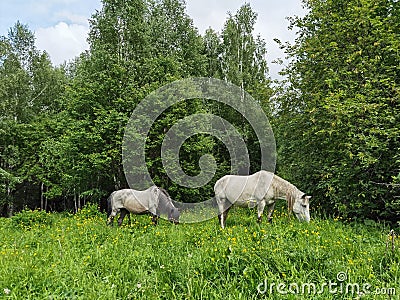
[221,206,231,229]
[218,201,231,229]
[126,211,131,225]
[151,214,159,226]
[216,196,223,228]
[257,200,266,223]
[107,208,119,226]
[118,209,128,226]
[218,213,225,228]
[217,198,230,229]
[266,202,276,223]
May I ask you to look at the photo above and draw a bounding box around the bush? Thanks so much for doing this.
[11,208,53,229]
[75,203,103,220]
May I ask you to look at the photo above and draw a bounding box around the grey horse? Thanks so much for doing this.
[214,170,311,228]
[107,186,180,226]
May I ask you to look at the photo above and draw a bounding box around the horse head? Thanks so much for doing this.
[158,187,180,224]
[168,207,180,224]
[292,194,311,222]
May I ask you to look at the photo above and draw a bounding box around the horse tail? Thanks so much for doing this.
[106,192,114,218]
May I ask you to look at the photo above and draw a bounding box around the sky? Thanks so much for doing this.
[0,0,306,79]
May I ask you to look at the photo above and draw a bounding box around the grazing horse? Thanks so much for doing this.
[107,186,180,226]
[214,170,311,228]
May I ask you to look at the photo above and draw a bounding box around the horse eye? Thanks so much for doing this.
[301,204,307,208]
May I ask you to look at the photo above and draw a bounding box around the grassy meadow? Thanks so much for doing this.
[0,204,399,299]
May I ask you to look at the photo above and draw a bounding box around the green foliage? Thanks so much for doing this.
[0,209,398,298]
[0,2,269,215]
[10,208,53,229]
[2,0,398,224]
[0,22,67,214]
[275,0,400,221]
[47,0,272,206]
[75,203,104,220]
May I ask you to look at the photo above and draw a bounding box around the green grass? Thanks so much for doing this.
[0,204,398,299]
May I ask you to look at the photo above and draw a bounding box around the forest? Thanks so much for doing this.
[0,0,399,223]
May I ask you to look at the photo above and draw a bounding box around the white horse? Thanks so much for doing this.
[107,186,180,226]
[214,170,311,228]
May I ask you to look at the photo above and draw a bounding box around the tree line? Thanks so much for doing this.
[0,0,398,222]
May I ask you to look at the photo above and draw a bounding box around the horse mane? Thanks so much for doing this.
[158,187,171,199]
[158,187,173,205]
[271,174,301,215]
[155,186,175,215]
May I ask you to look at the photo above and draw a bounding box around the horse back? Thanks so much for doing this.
[215,171,274,204]
[112,189,150,214]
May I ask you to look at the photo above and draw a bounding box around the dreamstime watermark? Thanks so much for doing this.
[256,272,396,296]
[122,77,276,223]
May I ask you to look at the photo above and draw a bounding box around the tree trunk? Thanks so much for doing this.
[7,184,13,217]
[44,186,48,211]
[74,188,77,213]
[40,182,44,210]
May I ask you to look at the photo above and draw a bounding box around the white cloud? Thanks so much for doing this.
[28,0,305,76]
[54,10,89,25]
[187,0,244,34]
[35,22,89,65]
